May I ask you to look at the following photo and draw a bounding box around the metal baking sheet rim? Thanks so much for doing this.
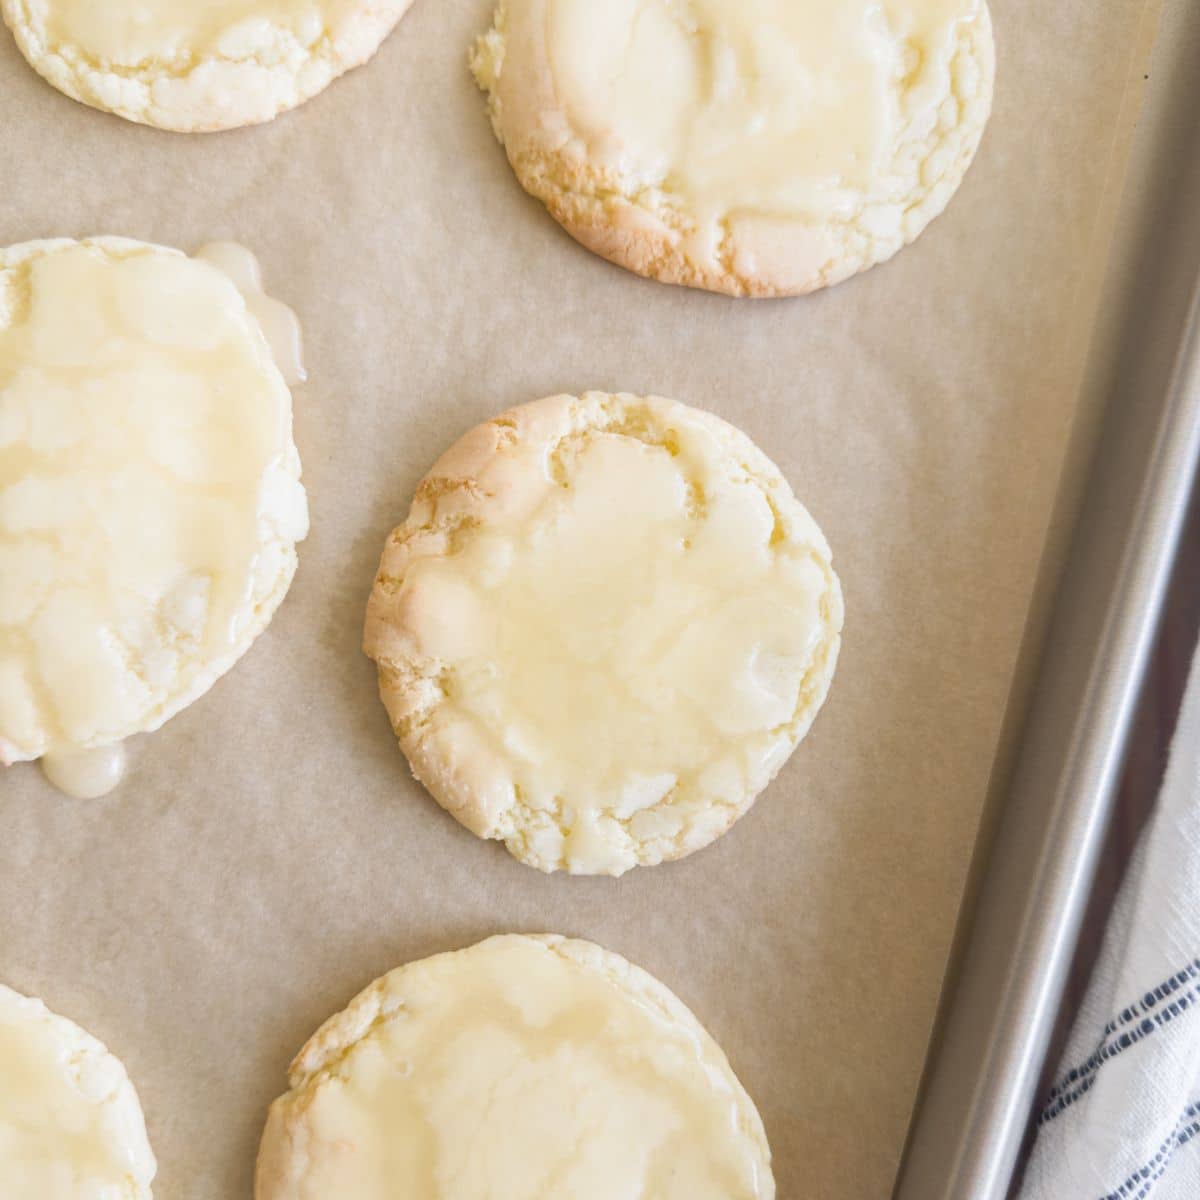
[896,1,1200,1195]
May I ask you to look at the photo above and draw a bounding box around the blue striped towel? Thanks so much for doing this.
[1020,636,1200,1200]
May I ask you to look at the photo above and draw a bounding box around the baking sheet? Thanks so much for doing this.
[0,2,1158,1196]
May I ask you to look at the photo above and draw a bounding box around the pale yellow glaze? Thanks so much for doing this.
[197,243,307,386]
[43,0,358,66]
[413,432,820,775]
[258,936,772,1199]
[0,985,156,1199]
[0,238,308,765]
[546,0,981,224]
[41,743,127,800]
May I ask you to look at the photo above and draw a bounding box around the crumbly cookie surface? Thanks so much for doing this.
[472,0,995,297]
[364,392,843,875]
[0,984,156,1200]
[256,934,774,1199]
[0,237,308,765]
[1,0,415,131]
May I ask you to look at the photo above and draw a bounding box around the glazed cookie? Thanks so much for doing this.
[364,392,843,875]
[0,238,308,785]
[0,984,157,1199]
[472,0,995,296]
[1,0,416,131]
[257,934,774,1199]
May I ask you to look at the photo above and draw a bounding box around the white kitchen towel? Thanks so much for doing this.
[1020,634,1200,1200]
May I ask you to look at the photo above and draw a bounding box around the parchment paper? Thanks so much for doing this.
[0,2,1160,1196]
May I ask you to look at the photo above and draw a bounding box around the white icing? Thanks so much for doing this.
[195,242,307,386]
[41,743,126,800]
[43,0,337,65]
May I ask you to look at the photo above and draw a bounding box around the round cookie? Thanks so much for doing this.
[471,0,995,297]
[1,0,416,132]
[256,934,774,1199]
[0,984,157,1199]
[0,237,309,768]
[364,392,843,875]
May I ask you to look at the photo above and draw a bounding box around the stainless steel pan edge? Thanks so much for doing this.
[895,2,1200,1196]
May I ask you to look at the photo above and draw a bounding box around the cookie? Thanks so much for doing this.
[0,238,308,769]
[364,392,843,875]
[0,984,156,1199]
[471,0,995,297]
[256,934,774,1199]
[1,0,415,131]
